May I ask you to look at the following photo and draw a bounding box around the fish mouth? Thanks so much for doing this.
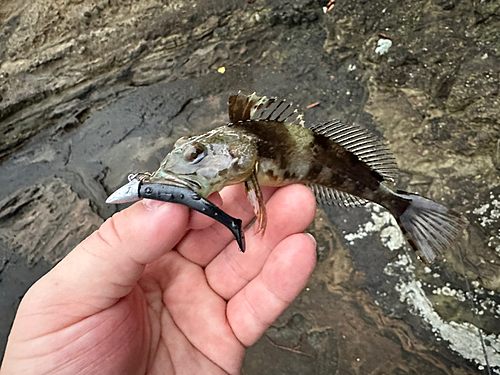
[156,174,202,193]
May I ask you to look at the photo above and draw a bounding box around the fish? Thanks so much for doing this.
[107,92,465,263]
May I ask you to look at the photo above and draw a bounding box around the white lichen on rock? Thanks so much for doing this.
[472,194,500,255]
[375,38,392,55]
[385,253,500,371]
[344,203,405,251]
[344,203,500,371]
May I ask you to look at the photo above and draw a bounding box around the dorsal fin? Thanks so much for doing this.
[309,184,368,207]
[228,92,304,126]
[310,121,399,183]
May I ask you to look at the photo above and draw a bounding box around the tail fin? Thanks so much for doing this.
[393,192,466,263]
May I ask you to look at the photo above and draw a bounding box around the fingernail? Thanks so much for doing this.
[143,199,166,211]
[306,233,317,247]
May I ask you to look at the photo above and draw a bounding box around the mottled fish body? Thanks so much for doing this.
[140,93,464,263]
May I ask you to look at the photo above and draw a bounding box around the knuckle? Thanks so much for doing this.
[93,214,124,249]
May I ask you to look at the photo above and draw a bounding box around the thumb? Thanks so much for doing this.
[25,200,189,316]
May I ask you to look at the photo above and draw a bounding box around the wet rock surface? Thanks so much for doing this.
[0,178,103,265]
[1,0,500,373]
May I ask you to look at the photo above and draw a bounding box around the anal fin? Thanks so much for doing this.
[245,168,267,233]
[309,184,368,208]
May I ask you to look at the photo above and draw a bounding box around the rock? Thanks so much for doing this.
[0,178,102,265]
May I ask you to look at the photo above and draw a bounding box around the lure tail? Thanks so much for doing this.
[390,191,465,263]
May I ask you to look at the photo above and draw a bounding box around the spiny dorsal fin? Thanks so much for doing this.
[309,184,368,207]
[310,121,399,183]
[228,92,304,126]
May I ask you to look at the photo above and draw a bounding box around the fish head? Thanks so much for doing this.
[150,127,257,197]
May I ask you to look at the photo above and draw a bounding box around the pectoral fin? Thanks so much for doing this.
[245,169,267,233]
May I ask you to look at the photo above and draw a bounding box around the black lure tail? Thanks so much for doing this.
[392,192,466,263]
[140,183,246,252]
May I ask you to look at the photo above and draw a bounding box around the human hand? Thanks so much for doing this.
[1,184,317,375]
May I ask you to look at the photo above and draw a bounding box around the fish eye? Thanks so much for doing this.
[183,142,206,164]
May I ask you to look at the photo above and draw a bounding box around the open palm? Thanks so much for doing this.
[1,184,316,375]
